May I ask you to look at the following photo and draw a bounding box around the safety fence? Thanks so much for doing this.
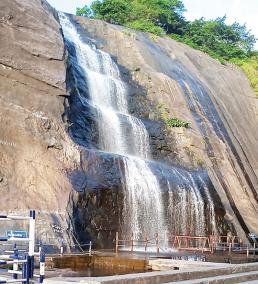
[115,232,166,254]
[0,211,45,284]
[115,232,258,257]
[173,236,212,252]
[35,241,92,256]
[33,223,92,256]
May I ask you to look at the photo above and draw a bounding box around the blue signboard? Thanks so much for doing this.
[6,230,28,239]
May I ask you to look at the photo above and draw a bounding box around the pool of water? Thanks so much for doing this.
[49,266,147,277]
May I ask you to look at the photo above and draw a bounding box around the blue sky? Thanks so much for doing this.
[47,0,258,49]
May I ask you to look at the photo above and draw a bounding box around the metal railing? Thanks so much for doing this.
[0,211,45,284]
[35,241,92,256]
[115,232,258,257]
[115,232,168,253]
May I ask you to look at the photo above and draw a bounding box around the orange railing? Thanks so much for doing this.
[115,233,257,256]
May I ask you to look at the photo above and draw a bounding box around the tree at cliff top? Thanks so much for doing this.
[77,0,186,35]
[76,0,256,62]
[172,16,256,62]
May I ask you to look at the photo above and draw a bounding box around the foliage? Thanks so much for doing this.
[76,6,93,17]
[77,0,186,34]
[231,53,258,96]
[157,103,170,120]
[157,103,190,128]
[90,0,133,24]
[174,16,256,61]
[171,33,226,64]
[76,1,256,60]
[126,20,164,35]
[166,118,190,128]
[76,0,257,93]
[196,158,205,167]
[128,0,186,34]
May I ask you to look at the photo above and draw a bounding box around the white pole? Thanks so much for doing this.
[60,243,64,256]
[28,210,36,278]
[28,210,35,257]
[12,245,18,280]
[89,241,92,256]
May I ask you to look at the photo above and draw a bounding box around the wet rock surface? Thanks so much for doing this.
[63,16,230,247]
[68,150,230,248]
[67,15,258,244]
[1,0,258,249]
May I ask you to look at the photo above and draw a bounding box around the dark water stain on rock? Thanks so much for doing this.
[62,14,243,247]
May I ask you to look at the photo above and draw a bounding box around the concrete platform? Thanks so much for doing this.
[44,262,258,284]
[149,258,226,271]
[168,270,258,283]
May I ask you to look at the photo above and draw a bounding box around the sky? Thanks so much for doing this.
[47,0,258,49]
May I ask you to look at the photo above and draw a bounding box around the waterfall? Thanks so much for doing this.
[60,13,218,242]
[123,158,167,239]
[198,176,218,235]
[60,13,167,240]
[167,172,205,236]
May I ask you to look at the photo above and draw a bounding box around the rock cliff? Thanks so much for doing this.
[0,0,257,248]
[69,16,258,245]
[0,0,79,242]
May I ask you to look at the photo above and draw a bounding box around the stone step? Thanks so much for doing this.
[44,263,258,284]
[167,270,258,284]
[149,259,226,271]
[149,260,258,281]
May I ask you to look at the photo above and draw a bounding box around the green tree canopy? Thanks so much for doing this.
[76,0,257,61]
[178,16,256,60]
[77,0,186,34]
[76,5,93,17]
[90,0,133,24]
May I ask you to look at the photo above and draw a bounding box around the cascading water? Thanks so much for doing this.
[60,13,219,243]
[60,13,167,240]
[198,176,218,235]
[165,166,218,236]
[122,158,167,239]
[167,176,205,236]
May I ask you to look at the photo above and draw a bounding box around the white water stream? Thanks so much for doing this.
[60,13,216,241]
[60,13,167,240]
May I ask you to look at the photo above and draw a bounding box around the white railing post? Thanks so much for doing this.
[28,210,36,278]
[89,241,92,256]
[39,251,45,283]
[60,239,64,256]
[115,232,119,254]
[12,244,18,280]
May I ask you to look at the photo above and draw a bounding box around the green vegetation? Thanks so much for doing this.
[171,17,256,63]
[76,0,257,94]
[157,103,190,128]
[196,158,205,168]
[166,118,190,128]
[230,53,258,95]
[157,103,170,121]
[126,20,164,36]
[78,0,186,35]
[76,6,93,17]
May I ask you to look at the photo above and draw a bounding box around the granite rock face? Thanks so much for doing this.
[67,150,229,248]
[0,0,79,243]
[68,16,258,244]
[1,0,258,249]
